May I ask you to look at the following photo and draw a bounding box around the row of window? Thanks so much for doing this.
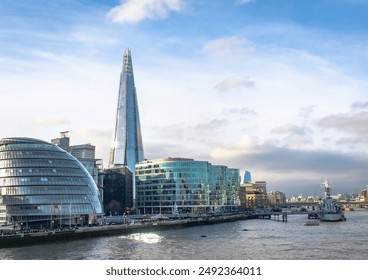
[136,190,207,196]
[2,195,93,205]
[136,183,229,192]
[0,159,78,168]
[0,167,85,177]
[0,177,88,187]
[137,185,235,192]
[6,204,95,215]
[0,151,70,160]
[137,198,209,203]
[0,186,92,196]
[0,143,57,152]
[137,202,212,207]
[136,174,239,182]
[136,200,227,207]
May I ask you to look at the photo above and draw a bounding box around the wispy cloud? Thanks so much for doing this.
[271,125,312,136]
[222,107,258,116]
[318,111,368,137]
[235,0,254,5]
[351,101,368,109]
[214,75,255,92]
[107,0,184,24]
[203,36,252,60]
[194,119,228,135]
[271,125,313,148]
[34,117,70,127]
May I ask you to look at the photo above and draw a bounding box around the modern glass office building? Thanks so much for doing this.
[0,137,103,228]
[102,165,133,215]
[136,158,240,215]
[109,48,144,185]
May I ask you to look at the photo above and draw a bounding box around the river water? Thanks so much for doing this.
[1,209,367,260]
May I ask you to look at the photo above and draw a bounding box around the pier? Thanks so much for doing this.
[252,209,337,222]
[252,211,288,222]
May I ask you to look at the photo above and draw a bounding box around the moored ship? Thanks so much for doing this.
[318,178,346,222]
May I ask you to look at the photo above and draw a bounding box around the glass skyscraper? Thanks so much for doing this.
[109,48,144,200]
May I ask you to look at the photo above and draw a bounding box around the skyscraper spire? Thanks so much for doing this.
[109,48,144,200]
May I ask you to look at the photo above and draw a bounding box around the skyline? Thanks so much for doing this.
[1,0,368,196]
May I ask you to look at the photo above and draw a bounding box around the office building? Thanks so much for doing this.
[109,49,144,202]
[51,132,100,184]
[240,181,269,208]
[135,157,240,215]
[268,190,286,205]
[243,170,252,183]
[70,144,99,184]
[0,137,103,228]
[102,166,133,215]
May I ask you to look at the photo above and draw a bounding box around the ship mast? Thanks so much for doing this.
[321,177,331,198]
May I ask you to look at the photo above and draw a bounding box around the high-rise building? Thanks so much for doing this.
[109,48,144,202]
[243,170,252,183]
[51,132,100,184]
[102,166,133,215]
[51,131,70,152]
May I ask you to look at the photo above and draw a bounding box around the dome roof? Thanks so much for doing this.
[0,137,103,227]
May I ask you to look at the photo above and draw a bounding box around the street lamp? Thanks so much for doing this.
[69,203,72,228]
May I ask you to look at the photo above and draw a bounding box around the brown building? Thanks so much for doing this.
[240,181,269,209]
[268,191,286,205]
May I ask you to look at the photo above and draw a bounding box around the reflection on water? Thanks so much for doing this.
[119,233,163,244]
[1,210,368,260]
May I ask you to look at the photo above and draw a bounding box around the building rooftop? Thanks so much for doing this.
[0,137,50,146]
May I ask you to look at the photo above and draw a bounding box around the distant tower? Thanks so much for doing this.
[109,48,144,202]
[243,170,252,183]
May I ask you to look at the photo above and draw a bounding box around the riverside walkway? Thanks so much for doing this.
[0,213,252,249]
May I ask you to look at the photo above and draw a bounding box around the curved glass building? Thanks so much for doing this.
[0,137,103,228]
[136,158,240,215]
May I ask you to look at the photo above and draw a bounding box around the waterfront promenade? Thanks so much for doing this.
[0,213,251,248]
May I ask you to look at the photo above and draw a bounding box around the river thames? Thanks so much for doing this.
[0,209,367,260]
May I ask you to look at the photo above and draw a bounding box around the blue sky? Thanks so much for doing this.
[1,0,368,196]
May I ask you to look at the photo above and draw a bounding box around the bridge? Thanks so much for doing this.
[269,201,368,208]
[252,209,345,222]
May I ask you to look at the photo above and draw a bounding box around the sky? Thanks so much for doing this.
[1,0,368,197]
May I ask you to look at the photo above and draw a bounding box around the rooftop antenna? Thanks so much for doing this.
[60,131,69,138]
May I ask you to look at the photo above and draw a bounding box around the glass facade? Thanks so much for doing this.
[102,165,133,215]
[0,137,103,228]
[109,48,144,193]
[136,158,240,215]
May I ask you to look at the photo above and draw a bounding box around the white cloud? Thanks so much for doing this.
[271,125,312,136]
[235,0,254,5]
[222,107,258,116]
[107,0,184,24]
[351,101,368,109]
[34,117,71,127]
[203,36,252,60]
[214,75,255,92]
[318,111,368,137]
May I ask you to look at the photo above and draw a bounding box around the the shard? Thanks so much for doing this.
[109,48,144,199]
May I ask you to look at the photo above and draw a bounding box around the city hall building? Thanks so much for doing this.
[0,137,103,228]
[135,158,240,215]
